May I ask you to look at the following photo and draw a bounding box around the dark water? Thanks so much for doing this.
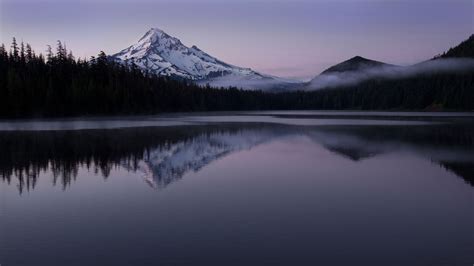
[0,112,473,266]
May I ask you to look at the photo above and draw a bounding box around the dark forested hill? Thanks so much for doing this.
[303,34,474,110]
[435,34,474,59]
[320,56,392,74]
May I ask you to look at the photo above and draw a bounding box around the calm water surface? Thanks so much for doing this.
[0,112,473,266]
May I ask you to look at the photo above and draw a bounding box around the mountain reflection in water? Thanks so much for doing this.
[1,122,473,194]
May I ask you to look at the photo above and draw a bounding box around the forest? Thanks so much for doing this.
[0,37,473,118]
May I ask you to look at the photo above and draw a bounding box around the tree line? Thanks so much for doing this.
[0,38,473,117]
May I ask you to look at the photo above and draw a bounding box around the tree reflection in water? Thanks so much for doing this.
[1,123,473,194]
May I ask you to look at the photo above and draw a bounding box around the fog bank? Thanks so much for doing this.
[308,58,474,90]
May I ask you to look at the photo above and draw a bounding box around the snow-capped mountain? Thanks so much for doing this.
[111,28,300,90]
[121,128,287,189]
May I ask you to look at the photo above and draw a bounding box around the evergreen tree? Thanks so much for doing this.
[26,44,33,62]
[67,50,74,61]
[11,37,18,60]
[46,45,53,63]
[20,41,25,63]
[56,40,64,61]
[0,44,6,59]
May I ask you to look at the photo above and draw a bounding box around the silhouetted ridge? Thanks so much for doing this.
[324,146,380,161]
[321,56,390,74]
[438,161,474,186]
[435,34,474,59]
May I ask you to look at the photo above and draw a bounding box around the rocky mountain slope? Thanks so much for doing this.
[111,28,300,90]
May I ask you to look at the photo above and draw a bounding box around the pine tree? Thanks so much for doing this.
[46,45,53,63]
[0,44,6,59]
[56,40,64,61]
[66,49,74,62]
[11,37,18,60]
[97,51,107,66]
[26,44,33,62]
[20,41,25,63]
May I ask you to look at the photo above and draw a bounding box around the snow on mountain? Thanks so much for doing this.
[111,28,300,90]
[121,128,286,189]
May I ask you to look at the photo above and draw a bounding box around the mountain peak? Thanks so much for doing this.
[321,56,389,74]
[349,55,367,61]
[148,27,165,33]
[111,28,262,82]
[145,27,169,37]
[138,27,179,45]
[110,28,298,90]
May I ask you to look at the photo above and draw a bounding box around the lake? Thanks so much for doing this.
[0,111,473,266]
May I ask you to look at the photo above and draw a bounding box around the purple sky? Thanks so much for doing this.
[1,0,472,79]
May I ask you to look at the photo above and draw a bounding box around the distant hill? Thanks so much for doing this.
[434,34,474,59]
[321,56,392,74]
[307,34,474,91]
[307,56,395,90]
[299,34,474,110]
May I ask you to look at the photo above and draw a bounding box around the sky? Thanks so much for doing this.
[1,0,472,79]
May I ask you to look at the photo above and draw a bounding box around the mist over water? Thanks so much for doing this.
[308,58,474,90]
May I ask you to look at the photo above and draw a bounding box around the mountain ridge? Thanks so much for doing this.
[111,28,257,80]
[307,34,474,90]
[321,56,392,74]
[111,28,298,90]
[434,34,474,59]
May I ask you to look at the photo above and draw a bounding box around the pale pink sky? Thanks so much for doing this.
[1,0,472,79]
